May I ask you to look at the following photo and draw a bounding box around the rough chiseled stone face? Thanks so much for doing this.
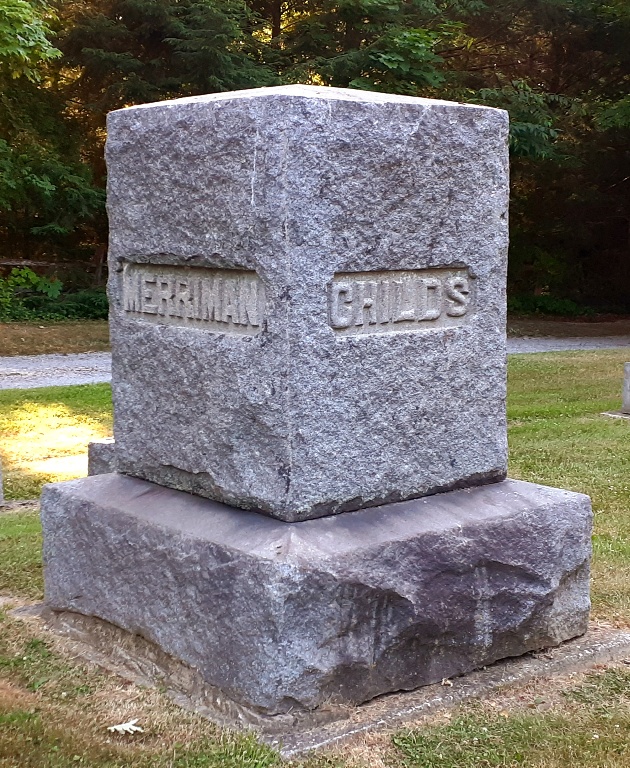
[106,85,510,522]
[87,439,117,476]
[41,474,592,719]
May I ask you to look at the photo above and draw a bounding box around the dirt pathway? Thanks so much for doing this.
[0,352,111,390]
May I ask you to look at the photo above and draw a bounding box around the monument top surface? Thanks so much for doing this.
[109,83,498,116]
[107,85,509,522]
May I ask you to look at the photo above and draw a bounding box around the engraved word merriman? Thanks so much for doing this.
[122,263,265,335]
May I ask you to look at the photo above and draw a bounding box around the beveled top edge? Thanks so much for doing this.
[107,84,504,118]
[44,474,591,565]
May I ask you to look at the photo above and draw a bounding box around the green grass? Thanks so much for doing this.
[0,511,43,599]
[1,350,630,766]
[0,609,284,768]
[393,669,630,768]
[0,706,280,768]
[507,349,630,622]
[0,383,112,500]
[0,722,279,768]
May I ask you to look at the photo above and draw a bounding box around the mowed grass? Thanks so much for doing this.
[392,668,630,768]
[0,510,43,599]
[0,384,113,500]
[0,613,282,767]
[507,349,630,623]
[0,349,630,766]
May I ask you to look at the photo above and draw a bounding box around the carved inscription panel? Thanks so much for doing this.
[329,268,474,335]
[122,263,265,335]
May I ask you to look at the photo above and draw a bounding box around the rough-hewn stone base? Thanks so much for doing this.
[41,474,592,720]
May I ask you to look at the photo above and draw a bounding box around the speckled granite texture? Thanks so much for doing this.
[41,474,591,718]
[106,85,509,522]
[87,439,117,476]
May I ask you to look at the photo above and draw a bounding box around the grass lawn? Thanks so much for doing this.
[507,350,630,624]
[0,348,629,766]
[0,384,113,501]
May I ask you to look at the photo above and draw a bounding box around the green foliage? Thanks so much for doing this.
[60,0,277,114]
[0,0,61,80]
[23,288,109,320]
[0,0,628,304]
[0,267,107,321]
[0,6,105,267]
[350,27,447,93]
[596,95,630,131]
[507,294,594,317]
[0,267,62,320]
[476,82,571,160]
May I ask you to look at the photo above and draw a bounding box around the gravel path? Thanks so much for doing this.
[0,353,111,390]
[0,337,629,389]
[507,335,630,354]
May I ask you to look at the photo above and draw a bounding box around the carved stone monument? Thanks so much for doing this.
[40,86,592,731]
[103,85,511,521]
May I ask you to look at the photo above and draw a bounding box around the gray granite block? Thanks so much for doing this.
[41,473,591,717]
[106,85,509,522]
[87,439,117,476]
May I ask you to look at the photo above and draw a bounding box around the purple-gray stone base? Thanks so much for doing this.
[40,474,591,723]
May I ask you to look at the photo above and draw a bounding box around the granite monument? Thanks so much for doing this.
[105,85,508,522]
[41,85,592,731]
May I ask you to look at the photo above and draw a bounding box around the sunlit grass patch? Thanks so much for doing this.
[0,384,112,500]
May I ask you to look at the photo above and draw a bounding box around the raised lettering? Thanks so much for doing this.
[174,278,192,318]
[353,281,378,326]
[417,277,442,321]
[329,267,474,336]
[445,277,470,317]
[222,279,239,324]
[141,277,158,314]
[156,277,174,316]
[392,279,416,323]
[330,283,353,329]
[239,278,261,326]
[123,267,142,312]
[376,280,391,324]
[200,277,221,322]
[122,264,265,336]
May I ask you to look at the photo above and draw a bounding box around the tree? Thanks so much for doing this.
[0,1,103,268]
[0,0,61,79]
[1,0,629,306]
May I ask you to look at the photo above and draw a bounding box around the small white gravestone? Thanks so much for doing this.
[623,363,630,415]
